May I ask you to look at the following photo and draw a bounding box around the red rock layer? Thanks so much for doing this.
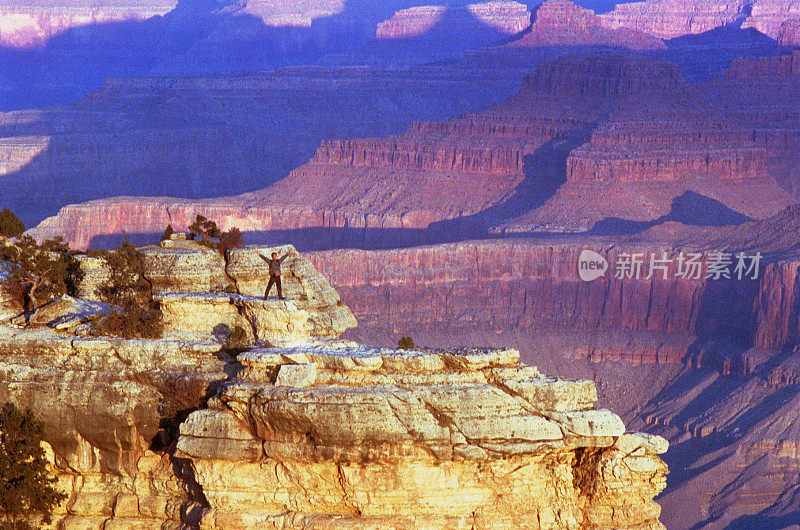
[311,240,711,365]
[753,260,800,352]
[312,137,525,175]
[513,53,685,112]
[598,0,751,40]
[778,19,800,46]
[567,123,768,183]
[511,0,665,49]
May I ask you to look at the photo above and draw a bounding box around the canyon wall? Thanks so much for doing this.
[5,66,525,230]
[311,227,800,371]
[375,1,531,39]
[30,51,799,249]
[312,240,707,365]
[511,0,665,49]
[0,240,669,528]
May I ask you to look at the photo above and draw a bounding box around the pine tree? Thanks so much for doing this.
[187,215,221,248]
[0,404,66,528]
[0,209,24,238]
[0,235,83,312]
[90,241,163,339]
[161,224,174,241]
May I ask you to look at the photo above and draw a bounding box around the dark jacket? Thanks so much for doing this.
[261,253,288,276]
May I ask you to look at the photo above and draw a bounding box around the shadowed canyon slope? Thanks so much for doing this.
[29,49,800,250]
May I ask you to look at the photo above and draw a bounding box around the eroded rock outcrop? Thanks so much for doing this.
[0,240,668,528]
[375,1,531,39]
[0,325,225,527]
[512,0,665,49]
[177,341,669,528]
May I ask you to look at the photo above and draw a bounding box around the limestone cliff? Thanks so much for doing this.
[0,241,668,528]
[511,0,665,49]
[178,342,669,528]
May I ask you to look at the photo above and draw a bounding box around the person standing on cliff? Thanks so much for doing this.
[259,251,289,300]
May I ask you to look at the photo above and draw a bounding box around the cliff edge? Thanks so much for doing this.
[0,240,667,528]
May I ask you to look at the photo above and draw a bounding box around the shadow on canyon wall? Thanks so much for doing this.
[1,0,786,233]
[589,191,754,235]
[0,0,527,111]
[0,0,536,229]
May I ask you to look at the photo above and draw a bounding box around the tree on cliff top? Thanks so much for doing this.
[0,404,67,529]
[0,235,83,312]
[89,241,163,339]
[187,215,221,248]
[0,209,24,239]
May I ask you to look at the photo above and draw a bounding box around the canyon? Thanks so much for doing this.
[6,0,800,526]
[28,49,800,248]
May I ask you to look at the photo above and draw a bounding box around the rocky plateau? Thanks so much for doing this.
[0,238,669,528]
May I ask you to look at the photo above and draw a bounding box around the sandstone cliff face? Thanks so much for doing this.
[567,123,768,184]
[375,1,530,39]
[177,342,668,528]
[511,0,665,49]
[312,240,707,365]
[0,324,225,527]
[600,0,750,39]
[742,0,800,37]
[0,242,668,528]
[310,220,800,370]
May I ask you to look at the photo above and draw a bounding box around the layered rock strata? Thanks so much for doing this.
[0,241,669,528]
[30,51,799,248]
[310,217,800,369]
[0,324,226,527]
[375,1,531,39]
[512,0,665,49]
[311,240,705,365]
[177,341,669,529]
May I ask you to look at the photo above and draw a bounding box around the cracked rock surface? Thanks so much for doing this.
[179,341,669,529]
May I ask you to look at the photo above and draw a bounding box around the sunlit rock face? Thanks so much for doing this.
[511,0,665,49]
[375,1,531,39]
[0,0,172,47]
[0,324,226,527]
[0,240,667,528]
[178,341,669,529]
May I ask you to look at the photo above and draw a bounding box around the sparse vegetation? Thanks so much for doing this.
[219,227,244,255]
[226,325,249,350]
[0,209,24,239]
[161,224,174,241]
[187,215,244,255]
[0,404,67,529]
[89,241,163,339]
[0,235,84,313]
[187,215,221,248]
[397,337,415,350]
